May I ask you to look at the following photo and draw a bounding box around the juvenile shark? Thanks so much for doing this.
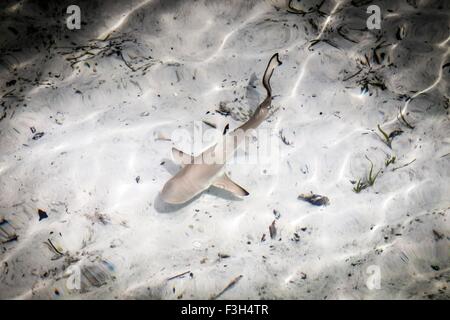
[161,53,282,204]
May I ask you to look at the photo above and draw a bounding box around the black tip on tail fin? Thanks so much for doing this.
[262,53,282,97]
[274,53,282,66]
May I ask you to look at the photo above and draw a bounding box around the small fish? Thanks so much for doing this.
[32,132,45,140]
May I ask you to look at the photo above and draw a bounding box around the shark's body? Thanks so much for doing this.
[161,53,282,204]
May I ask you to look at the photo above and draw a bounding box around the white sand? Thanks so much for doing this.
[0,0,449,299]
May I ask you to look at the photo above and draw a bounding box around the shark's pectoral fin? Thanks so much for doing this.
[212,174,249,197]
[172,147,194,165]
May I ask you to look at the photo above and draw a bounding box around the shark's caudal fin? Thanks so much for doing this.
[237,53,282,132]
[262,53,282,99]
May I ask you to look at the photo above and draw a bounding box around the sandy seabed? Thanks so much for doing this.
[0,0,449,299]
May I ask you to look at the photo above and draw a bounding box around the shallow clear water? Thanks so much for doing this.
[0,0,449,299]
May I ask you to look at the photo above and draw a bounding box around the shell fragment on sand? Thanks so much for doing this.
[298,193,330,206]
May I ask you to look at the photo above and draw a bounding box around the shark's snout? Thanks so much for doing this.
[161,178,191,204]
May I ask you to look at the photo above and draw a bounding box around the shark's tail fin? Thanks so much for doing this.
[262,53,282,100]
[235,53,282,132]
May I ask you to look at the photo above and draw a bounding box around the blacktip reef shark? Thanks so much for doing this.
[161,53,282,204]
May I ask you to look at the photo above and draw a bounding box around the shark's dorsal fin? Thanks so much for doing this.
[212,173,249,197]
[172,147,194,165]
[202,120,217,129]
[202,119,229,135]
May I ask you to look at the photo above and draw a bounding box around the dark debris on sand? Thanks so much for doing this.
[298,193,330,206]
[38,209,48,221]
[269,220,277,239]
[0,219,19,244]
